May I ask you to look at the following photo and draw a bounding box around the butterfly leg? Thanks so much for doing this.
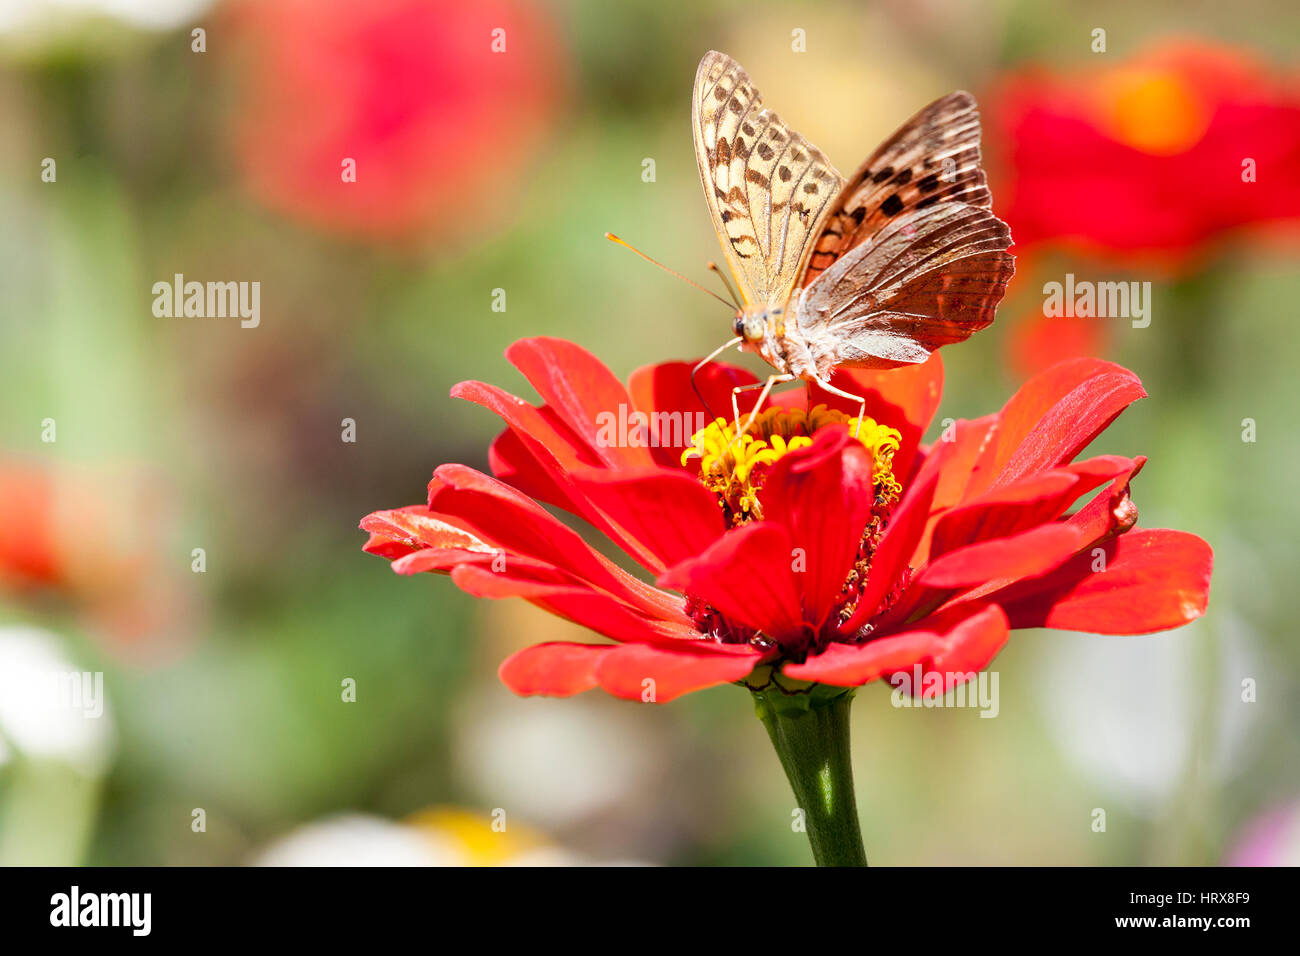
[690,336,743,424]
[729,374,796,447]
[809,375,868,438]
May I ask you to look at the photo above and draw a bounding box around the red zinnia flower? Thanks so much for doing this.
[361,337,1213,704]
[990,39,1300,267]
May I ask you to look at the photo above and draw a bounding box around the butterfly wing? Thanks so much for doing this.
[795,91,1014,369]
[797,201,1014,368]
[802,91,995,287]
[693,51,845,309]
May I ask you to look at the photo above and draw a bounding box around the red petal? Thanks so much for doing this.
[594,643,760,702]
[427,465,673,615]
[928,471,1075,559]
[805,353,944,483]
[487,425,581,513]
[993,529,1212,634]
[627,360,760,468]
[1063,456,1146,544]
[759,428,877,630]
[658,521,806,639]
[928,455,1136,560]
[391,549,559,578]
[451,565,696,646]
[917,521,1092,589]
[571,466,727,569]
[971,358,1146,497]
[920,414,999,521]
[917,458,1149,612]
[782,631,935,684]
[837,467,940,636]
[454,380,600,479]
[452,379,659,568]
[360,506,489,554]
[789,604,1008,688]
[363,535,418,561]
[917,604,1010,678]
[506,337,656,469]
[499,642,611,697]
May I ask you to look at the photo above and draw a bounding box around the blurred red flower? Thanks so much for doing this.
[0,459,191,660]
[0,462,61,591]
[362,338,1212,702]
[991,39,1300,266]
[1005,304,1109,381]
[226,0,564,240]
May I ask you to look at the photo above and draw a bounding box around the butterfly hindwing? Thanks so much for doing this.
[692,51,845,308]
[803,91,993,288]
[797,201,1015,368]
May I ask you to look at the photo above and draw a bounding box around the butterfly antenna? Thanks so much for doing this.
[605,233,736,311]
[706,261,743,310]
[690,336,742,426]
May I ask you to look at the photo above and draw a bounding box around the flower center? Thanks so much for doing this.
[679,405,908,656]
[681,404,902,523]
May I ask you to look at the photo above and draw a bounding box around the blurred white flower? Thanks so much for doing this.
[0,0,214,33]
[1036,615,1258,811]
[252,809,645,867]
[503,846,590,867]
[0,625,114,775]
[454,687,659,831]
[252,815,467,867]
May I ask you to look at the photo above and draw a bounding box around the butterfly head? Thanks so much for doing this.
[734,305,784,345]
[732,311,765,344]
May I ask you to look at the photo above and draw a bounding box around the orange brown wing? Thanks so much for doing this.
[802,91,994,288]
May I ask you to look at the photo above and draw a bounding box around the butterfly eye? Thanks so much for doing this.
[732,314,745,337]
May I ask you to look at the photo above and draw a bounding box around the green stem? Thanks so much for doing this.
[752,683,867,866]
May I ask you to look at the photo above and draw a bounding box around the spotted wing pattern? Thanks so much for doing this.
[692,50,845,309]
[802,91,995,288]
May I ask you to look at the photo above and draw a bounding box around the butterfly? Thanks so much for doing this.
[691,50,1015,432]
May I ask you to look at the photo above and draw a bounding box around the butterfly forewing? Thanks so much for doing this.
[803,91,993,288]
[692,51,845,309]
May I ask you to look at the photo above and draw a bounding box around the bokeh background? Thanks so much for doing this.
[1,0,1298,865]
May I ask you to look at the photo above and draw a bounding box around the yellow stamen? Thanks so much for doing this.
[681,405,902,521]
